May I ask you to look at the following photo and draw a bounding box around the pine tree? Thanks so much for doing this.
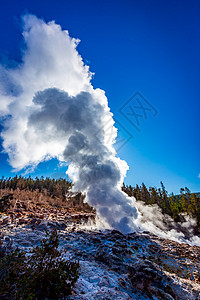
[141,183,150,204]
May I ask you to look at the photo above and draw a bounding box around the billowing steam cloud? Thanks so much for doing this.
[1,15,200,245]
[0,14,138,233]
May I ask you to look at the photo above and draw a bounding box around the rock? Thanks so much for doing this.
[18,218,27,225]
[72,287,133,300]
[1,202,200,300]
[141,267,158,280]
[29,218,38,225]
[47,221,67,230]
[0,216,10,225]
[111,229,125,236]
[151,286,175,300]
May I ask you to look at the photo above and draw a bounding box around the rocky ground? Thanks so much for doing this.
[0,193,200,299]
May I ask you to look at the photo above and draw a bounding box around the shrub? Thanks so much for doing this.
[0,229,80,299]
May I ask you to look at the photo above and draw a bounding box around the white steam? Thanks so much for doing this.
[134,201,200,246]
[0,14,138,233]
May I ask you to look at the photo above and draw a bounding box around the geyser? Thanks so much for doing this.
[0,14,138,233]
[1,15,200,246]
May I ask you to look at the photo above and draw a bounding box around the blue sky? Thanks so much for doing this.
[0,0,199,194]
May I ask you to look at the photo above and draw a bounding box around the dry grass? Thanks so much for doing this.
[0,188,94,214]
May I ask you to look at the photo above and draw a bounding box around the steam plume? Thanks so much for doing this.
[0,14,138,233]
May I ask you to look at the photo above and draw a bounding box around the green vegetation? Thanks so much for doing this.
[122,182,200,232]
[0,175,72,200]
[0,175,93,212]
[0,176,199,230]
[0,229,80,299]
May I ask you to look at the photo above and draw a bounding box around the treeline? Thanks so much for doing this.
[0,176,199,229]
[122,182,200,230]
[0,176,72,200]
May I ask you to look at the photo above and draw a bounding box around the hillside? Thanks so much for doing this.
[0,177,200,299]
